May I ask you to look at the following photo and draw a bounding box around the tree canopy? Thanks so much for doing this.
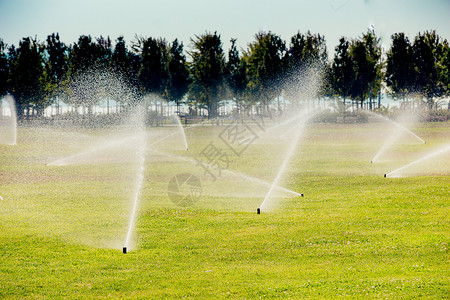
[1,29,449,119]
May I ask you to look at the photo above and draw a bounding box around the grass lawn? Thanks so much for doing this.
[0,120,449,298]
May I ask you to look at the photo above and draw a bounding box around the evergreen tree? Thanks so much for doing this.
[0,39,9,97]
[167,39,189,113]
[139,37,169,97]
[96,35,112,67]
[8,37,46,117]
[284,31,328,104]
[70,35,99,75]
[349,30,382,109]
[113,36,141,93]
[111,36,130,74]
[331,37,355,106]
[244,31,285,114]
[412,30,446,108]
[69,35,115,113]
[46,33,69,85]
[385,33,414,100]
[226,38,247,114]
[44,33,69,113]
[189,32,226,119]
[438,40,450,98]
[285,31,327,71]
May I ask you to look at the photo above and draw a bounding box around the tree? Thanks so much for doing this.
[349,29,382,109]
[438,40,450,98]
[385,33,414,101]
[70,35,100,75]
[8,37,46,117]
[96,35,112,68]
[113,36,141,95]
[244,31,285,115]
[331,37,355,106]
[0,39,9,98]
[111,36,130,74]
[284,31,328,105]
[166,39,189,113]
[226,38,247,114]
[44,33,69,114]
[189,32,226,119]
[46,33,69,85]
[139,37,169,97]
[412,30,446,108]
[68,35,104,113]
[285,31,327,72]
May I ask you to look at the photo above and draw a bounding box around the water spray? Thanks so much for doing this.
[370,112,426,163]
[123,108,147,254]
[0,95,18,146]
[174,114,189,151]
[384,143,450,178]
[259,109,314,211]
[148,148,303,198]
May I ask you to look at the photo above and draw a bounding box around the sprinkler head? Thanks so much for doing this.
[123,247,127,254]
[301,193,304,197]
[383,174,387,178]
[370,160,373,164]
[257,208,260,214]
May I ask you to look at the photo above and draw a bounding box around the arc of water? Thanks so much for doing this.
[148,131,180,148]
[259,110,315,211]
[260,112,310,137]
[147,115,189,150]
[370,112,425,163]
[173,115,189,150]
[371,131,402,163]
[384,117,425,144]
[224,169,303,197]
[124,132,147,250]
[385,143,450,177]
[147,149,302,197]
[123,106,148,252]
[47,135,140,166]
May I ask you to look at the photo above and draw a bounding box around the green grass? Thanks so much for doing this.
[0,121,449,298]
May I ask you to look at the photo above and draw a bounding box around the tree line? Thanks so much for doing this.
[0,29,449,119]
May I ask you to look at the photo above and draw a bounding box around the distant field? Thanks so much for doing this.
[0,120,449,298]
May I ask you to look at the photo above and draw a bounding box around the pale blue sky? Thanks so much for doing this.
[1,0,449,54]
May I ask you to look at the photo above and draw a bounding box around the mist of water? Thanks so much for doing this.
[124,126,147,251]
[0,95,17,145]
[370,112,425,163]
[385,143,450,178]
[47,134,140,166]
[147,148,302,198]
[257,64,324,212]
[173,115,189,151]
[259,109,315,212]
